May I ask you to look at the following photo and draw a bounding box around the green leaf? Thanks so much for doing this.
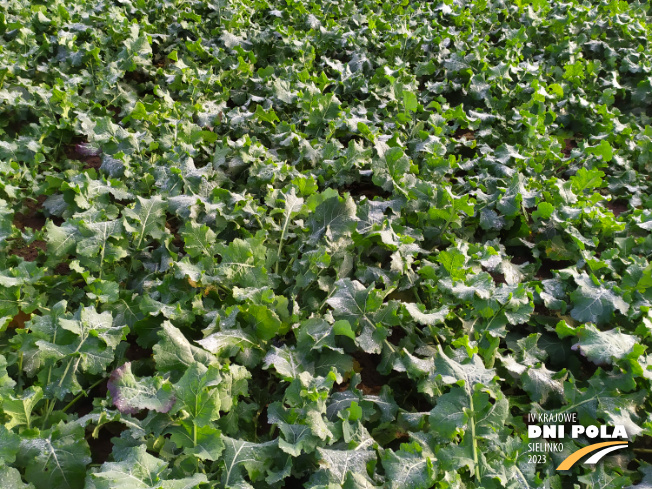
[333,319,356,340]
[18,422,91,489]
[216,237,269,288]
[0,425,21,464]
[263,345,310,381]
[433,346,497,395]
[549,83,564,97]
[153,321,215,376]
[3,386,43,430]
[159,474,210,489]
[326,279,395,353]
[0,354,15,395]
[35,306,123,399]
[85,445,169,489]
[437,248,467,280]
[220,436,279,488]
[61,306,124,349]
[314,447,376,487]
[372,146,411,193]
[574,325,637,365]
[327,279,383,328]
[274,187,304,271]
[578,463,631,489]
[521,365,565,404]
[168,423,225,461]
[107,362,175,415]
[123,196,167,249]
[404,303,449,326]
[0,199,13,250]
[381,442,436,489]
[587,140,614,162]
[45,221,79,257]
[130,102,148,121]
[196,330,259,356]
[532,202,554,221]
[570,167,605,193]
[296,318,342,352]
[254,105,280,124]
[403,91,418,113]
[0,464,34,489]
[429,387,469,439]
[429,188,475,230]
[307,193,357,245]
[180,221,217,258]
[570,273,629,324]
[171,362,221,426]
[278,423,320,456]
[242,303,282,342]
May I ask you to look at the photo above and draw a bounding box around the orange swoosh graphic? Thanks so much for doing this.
[556,441,628,470]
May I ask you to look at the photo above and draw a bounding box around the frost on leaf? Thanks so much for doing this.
[572,325,637,366]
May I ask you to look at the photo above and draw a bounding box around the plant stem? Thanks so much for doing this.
[42,398,56,429]
[469,390,481,483]
[275,213,292,275]
[17,352,24,393]
[58,357,75,389]
[439,213,454,239]
[319,287,335,312]
[61,377,105,413]
[483,302,507,336]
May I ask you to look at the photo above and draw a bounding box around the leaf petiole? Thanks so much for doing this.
[61,377,106,414]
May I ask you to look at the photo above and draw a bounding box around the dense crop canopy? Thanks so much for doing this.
[0,0,651,487]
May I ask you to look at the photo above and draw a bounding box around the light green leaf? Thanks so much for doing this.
[4,386,43,430]
[196,330,258,355]
[438,249,467,280]
[254,105,280,124]
[587,140,613,162]
[45,221,79,257]
[571,167,605,193]
[278,423,320,456]
[522,365,565,404]
[403,91,418,113]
